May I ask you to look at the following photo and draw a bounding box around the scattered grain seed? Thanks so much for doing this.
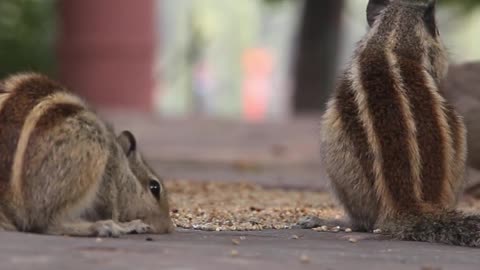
[421,267,442,270]
[331,226,341,232]
[348,238,358,243]
[313,226,328,232]
[164,180,374,232]
[300,254,310,264]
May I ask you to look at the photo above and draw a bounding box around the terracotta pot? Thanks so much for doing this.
[57,0,156,112]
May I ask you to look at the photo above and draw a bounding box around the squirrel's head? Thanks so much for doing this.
[365,0,447,82]
[117,131,174,234]
[367,0,438,36]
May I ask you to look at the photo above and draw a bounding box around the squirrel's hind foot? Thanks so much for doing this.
[296,216,352,230]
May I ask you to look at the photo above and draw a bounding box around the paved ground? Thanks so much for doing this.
[102,112,328,190]
[2,115,479,269]
[1,229,479,270]
[101,112,480,194]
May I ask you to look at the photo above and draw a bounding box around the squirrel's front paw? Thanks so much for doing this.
[123,219,151,234]
[92,220,126,237]
[92,220,152,237]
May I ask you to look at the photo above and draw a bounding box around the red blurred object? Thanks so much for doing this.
[242,48,273,122]
[57,0,156,111]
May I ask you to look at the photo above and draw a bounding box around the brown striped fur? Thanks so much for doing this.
[0,73,173,236]
[0,75,61,195]
[316,0,479,247]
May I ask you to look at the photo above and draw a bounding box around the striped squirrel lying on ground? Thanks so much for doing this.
[0,73,173,237]
[303,0,480,247]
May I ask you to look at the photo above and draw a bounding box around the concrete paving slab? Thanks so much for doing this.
[100,112,480,194]
[101,113,328,190]
[1,229,478,270]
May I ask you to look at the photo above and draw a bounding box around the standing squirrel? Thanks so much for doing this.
[0,73,173,237]
[314,0,480,247]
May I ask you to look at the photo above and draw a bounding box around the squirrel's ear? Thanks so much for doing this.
[423,0,438,37]
[367,0,390,27]
[118,130,137,156]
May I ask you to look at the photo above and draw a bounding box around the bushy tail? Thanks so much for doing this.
[384,211,480,248]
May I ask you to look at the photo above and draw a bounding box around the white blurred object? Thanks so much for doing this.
[154,0,299,121]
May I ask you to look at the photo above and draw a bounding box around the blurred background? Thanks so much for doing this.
[1,0,479,121]
[1,0,480,192]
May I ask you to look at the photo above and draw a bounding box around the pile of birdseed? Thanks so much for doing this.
[166,180,480,232]
[165,180,343,231]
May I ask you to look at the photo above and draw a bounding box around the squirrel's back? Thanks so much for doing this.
[321,0,477,247]
[0,73,99,198]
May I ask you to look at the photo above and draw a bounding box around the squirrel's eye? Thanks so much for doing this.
[149,180,161,199]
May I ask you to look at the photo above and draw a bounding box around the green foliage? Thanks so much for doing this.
[0,0,57,79]
[263,0,290,6]
[263,0,282,4]
[440,0,480,11]
[264,0,480,10]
